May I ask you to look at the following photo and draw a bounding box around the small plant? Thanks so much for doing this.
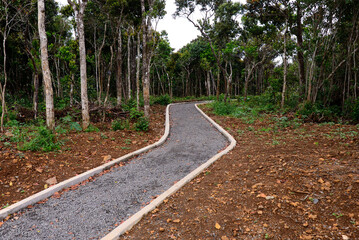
[100,133,109,139]
[1,203,9,209]
[3,142,11,147]
[332,212,343,218]
[69,121,82,132]
[112,119,130,131]
[135,117,149,131]
[19,126,62,152]
[129,108,144,120]
[84,124,99,132]
[121,146,131,150]
[125,139,131,144]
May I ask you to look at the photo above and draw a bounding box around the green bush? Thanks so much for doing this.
[211,101,236,116]
[151,94,171,105]
[129,108,144,119]
[20,126,62,152]
[135,117,149,131]
[122,99,137,111]
[112,119,130,131]
[84,124,99,132]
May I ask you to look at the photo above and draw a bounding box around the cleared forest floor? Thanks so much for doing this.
[0,105,166,208]
[121,105,359,240]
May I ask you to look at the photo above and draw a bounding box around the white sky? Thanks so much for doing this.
[55,0,246,51]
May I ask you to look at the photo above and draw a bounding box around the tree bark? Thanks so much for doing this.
[296,0,305,100]
[38,0,55,130]
[116,26,123,106]
[141,0,151,116]
[281,17,288,109]
[127,28,132,100]
[136,31,141,110]
[68,0,90,129]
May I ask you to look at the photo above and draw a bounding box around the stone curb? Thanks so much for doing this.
[101,102,236,240]
[0,104,171,221]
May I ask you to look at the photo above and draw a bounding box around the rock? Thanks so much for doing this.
[342,235,349,240]
[266,196,275,200]
[45,177,57,185]
[159,227,165,232]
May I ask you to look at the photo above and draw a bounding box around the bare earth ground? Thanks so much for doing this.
[0,105,166,209]
[121,105,359,240]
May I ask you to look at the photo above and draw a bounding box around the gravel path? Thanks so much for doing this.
[0,103,228,240]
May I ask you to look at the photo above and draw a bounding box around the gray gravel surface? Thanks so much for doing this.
[0,103,227,240]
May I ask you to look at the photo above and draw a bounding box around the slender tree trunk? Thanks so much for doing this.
[127,28,132,100]
[68,0,89,129]
[70,74,74,107]
[296,0,305,100]
[33,73,39,119]
[136,31,141,110]
[38,0,55,130]
[141,0,150,116]
[281,17,288,109]
[216,69,220,100]
[104,45,114,105]
[116,26,123,106]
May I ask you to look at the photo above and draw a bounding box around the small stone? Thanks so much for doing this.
[159,227,165,232]
[45,177,57,185]
[266,196,275,200]
[342,235,349,240]
[303,222,309,227]
[173,219,180,223]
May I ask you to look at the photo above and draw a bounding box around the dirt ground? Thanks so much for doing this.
[0,105,166,208]
[121,105,359,240]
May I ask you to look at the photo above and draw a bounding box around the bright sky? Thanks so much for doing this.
[55,0,246,51]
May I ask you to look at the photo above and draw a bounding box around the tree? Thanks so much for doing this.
[0,0,31,131]
[38,0,55,129]
[68,0,90,129]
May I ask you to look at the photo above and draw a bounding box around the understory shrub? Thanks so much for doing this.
[19,126,62,152]
[211,101,236,116]
[134,117,149,131]
[112,119,130,131]
[151,94,171,106]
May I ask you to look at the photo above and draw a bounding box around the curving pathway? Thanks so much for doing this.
[0,103,228,239]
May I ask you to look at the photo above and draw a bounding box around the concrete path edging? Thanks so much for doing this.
[101,102,236,240]
[0,104,171,221]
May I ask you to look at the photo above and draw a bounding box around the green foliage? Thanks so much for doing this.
[151,94,171,106]
[84,124,99,132]
[211,101,236,116]
[122,99,137,112]
[112,119,130,131]
[129,108,144,120]
[19,126,62,152]
[135,117,149,132]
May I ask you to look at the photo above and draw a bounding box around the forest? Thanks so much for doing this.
[1,0,359,131]
[1,1,359,238]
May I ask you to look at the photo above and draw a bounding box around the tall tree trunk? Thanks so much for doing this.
[281,17,288,109]
[216,69,220,100]
[116,26,123,106]
[141,0,150,116]
[68,0,90,129]
[296,0,305,100]
[38,0,55,130]
[127,28,132,100]
[136,31,141,110]
[104,45,114,105]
